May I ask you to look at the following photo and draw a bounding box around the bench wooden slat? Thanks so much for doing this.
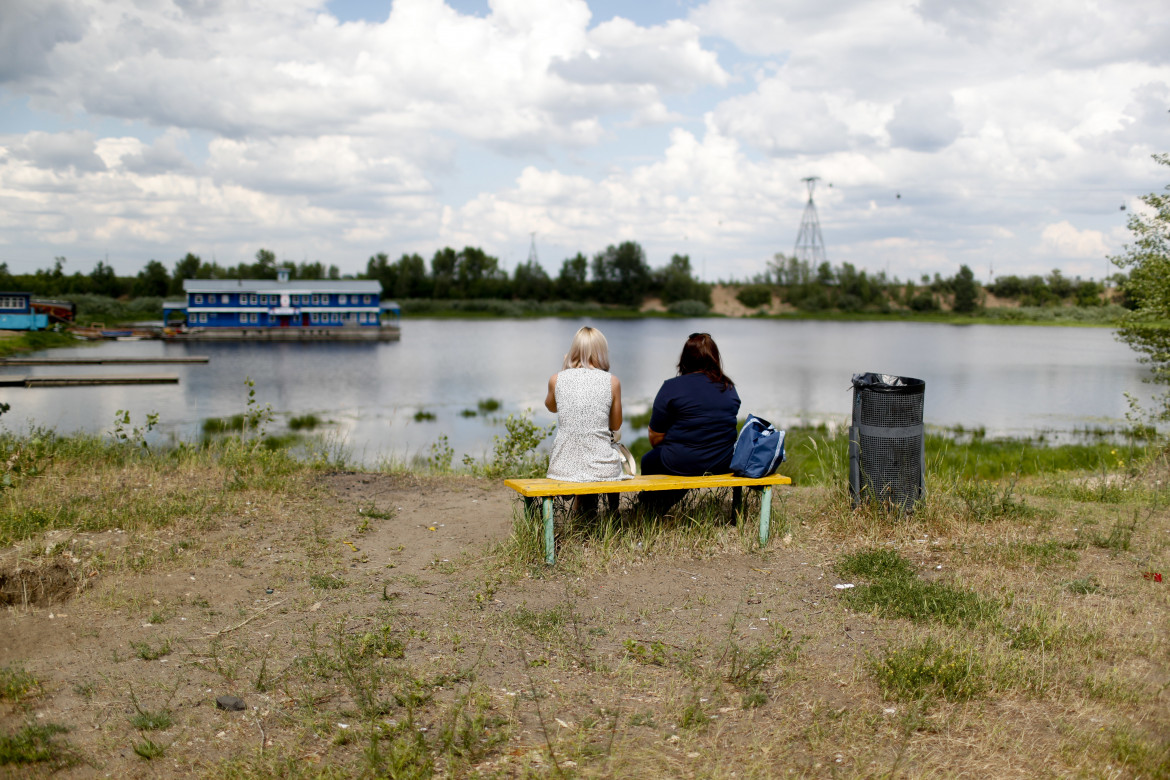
[504,473,791,497]
[505,472,793,565]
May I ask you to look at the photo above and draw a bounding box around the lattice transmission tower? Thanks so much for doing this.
[527,232,539,266]
[793,176,828,265]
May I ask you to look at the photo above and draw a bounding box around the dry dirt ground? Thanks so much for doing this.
[0,472,1166,778]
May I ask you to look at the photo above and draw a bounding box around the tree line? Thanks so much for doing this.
[734,257,1117,314]
[0,242,711,308]
[1,243,1120,314]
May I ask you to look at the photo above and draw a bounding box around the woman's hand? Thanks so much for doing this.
[648,427,664,447]
[545,374,558,413]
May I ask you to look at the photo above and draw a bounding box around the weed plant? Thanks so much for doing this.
[869,636,988,702]
[133,738,166,760]
[461,410,553,478]
[0,723,74,768]
[0,665,40,702]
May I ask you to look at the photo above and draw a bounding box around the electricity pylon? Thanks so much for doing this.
[793,176,828,265]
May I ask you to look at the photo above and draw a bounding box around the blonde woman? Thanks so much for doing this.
[545,327,627,495]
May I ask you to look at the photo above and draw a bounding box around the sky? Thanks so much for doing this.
[0,0,1167,283]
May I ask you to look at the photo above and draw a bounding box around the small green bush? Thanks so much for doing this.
[667,300,710,317]
[837,548,916,580]
[288,414,321,430]
[736,285,773,309]
[869,637,987,701]
[0,666,40,702]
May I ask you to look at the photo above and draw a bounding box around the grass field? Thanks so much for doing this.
[0,422,1166,777]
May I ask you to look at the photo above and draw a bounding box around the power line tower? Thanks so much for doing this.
[527,232,538,267]
[793,176,828,265]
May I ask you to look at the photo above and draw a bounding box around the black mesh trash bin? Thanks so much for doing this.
[849,373,925,511]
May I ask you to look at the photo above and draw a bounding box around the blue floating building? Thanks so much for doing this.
[163,269,400,341]
[0,292,49,331]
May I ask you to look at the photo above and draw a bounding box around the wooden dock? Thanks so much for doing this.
[0,356,208,366]
[0,374,180,387]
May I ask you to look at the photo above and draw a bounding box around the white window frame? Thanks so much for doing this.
[339,294,347,304]
[193,294,203,304]
[311,294,319,305]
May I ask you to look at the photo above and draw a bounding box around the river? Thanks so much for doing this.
[0,319,1157,464]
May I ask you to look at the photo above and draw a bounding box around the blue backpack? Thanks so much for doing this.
[730,415,786,479]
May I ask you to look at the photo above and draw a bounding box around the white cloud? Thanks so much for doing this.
[1040,220,1110,259]
[551,17,727,91]
[887,92,962,152]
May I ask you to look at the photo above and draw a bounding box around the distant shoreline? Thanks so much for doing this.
[397,306,1124,328]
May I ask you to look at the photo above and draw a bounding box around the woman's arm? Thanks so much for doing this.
[544,374,558,413]
[609,374,623,431]
[648,427,665,447]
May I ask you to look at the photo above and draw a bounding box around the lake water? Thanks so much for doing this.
[1,319,1158,464]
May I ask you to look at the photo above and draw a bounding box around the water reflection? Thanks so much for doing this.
[2,319,1157,464]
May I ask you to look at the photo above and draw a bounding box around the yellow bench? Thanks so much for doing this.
[504,473,793,564]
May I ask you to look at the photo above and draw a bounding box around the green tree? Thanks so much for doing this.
[952,264,979,313]
[172,253,203,293]
[512,259,553,301]
[297,261,328,279]
[89,260,121,297]
[393,254,430,298]
[133,260,171,298]
[431,247,458,299]
[656,254,711,305]
[454,246,507,298]
[556,253,589,301]
[1112,153,1170,416]
[253,248,278,279]
[365,252,393,291]
[591,241,650,306]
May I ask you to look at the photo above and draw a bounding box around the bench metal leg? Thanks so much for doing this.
[543,497,555,565]
[731,486,743,523]
[759,486,772,547]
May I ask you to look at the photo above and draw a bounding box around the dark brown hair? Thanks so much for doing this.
[677,332,733,390]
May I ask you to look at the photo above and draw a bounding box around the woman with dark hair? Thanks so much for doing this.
[640,333,741,509]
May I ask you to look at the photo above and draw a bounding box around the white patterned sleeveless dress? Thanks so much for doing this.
[546,368,628,482]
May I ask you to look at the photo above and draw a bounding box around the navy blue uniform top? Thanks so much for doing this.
[649,373,741,475]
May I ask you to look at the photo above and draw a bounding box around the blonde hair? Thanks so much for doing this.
[563,326,610,371]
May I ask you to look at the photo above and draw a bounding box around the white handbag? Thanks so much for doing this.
[611,430,637,476]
